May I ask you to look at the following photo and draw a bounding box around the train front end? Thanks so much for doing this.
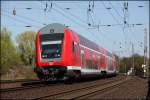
[34,23,68,81]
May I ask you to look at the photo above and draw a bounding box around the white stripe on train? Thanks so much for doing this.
[67,66,116,74]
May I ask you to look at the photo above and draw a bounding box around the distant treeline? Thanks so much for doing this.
[1,28,36,75]
[118,54,149,76]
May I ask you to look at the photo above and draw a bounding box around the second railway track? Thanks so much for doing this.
[34,76,131,99]
[0,80,63,92]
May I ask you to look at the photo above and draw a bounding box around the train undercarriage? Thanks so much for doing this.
[34,66,117,81]
[34,66,81,81]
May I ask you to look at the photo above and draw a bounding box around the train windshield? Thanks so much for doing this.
[40,33,64,61]
[41,41,62,60]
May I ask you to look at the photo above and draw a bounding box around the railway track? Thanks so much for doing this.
[32,76,129,99]
[1,75,127,99]
[0,80,63,92]
[0,79,38,89]
[34,76,130,99]
[1,79,37,83]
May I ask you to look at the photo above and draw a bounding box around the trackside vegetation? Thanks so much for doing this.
[0,28,36,80]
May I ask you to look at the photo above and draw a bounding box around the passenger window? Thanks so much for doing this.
[81,50,84,65]
[77,44,80,54]
[72,42,74,52]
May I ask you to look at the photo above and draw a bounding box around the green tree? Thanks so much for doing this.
[133,54,144,75]
[119,57,131,73]
[119,54,146,76]
[1,28,21,75]
[16,31,36,65]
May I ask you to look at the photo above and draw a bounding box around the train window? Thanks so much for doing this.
[72,42,74,52]
[107,58,113,71]
[41,41,62,60]
[86,59,92,69]
[77,44,80,54]
[40,33,64,42]
[98,55,101,65]
[81,50,84,66]
[98,55,101,60]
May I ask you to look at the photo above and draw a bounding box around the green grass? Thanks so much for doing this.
[0,65,37,80]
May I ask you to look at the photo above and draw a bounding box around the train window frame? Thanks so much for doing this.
[40,43,62,60]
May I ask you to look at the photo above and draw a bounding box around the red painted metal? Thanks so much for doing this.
[35,26,117,77]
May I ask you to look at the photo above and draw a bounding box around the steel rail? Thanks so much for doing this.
[33,76,128,99]
[0,80,62,92]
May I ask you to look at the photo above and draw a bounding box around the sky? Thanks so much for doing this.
[1,1,149,58]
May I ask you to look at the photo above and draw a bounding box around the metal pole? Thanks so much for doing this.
[118,51,120,73]
[132,43,135,75]
[125,64,127,75]
[144,28,146,69]
[144,28,148,77]
[144,27,150,99]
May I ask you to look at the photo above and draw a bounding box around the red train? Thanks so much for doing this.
[34,23,117,81]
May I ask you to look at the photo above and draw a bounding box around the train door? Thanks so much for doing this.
[81,50,84,67]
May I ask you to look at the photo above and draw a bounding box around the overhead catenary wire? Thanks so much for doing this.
[87,10,95,26]
[39,1,87,27]
[53,1,118,50]
[87,0,95,26]
[39,1,104,45]
[3,10,45,26]
[123,1,129,29]
[1,1,146,57]
[53,1,125,51]
[54,2,122,28]
[109,1,144,57]
[53,3,87,25]
[50,1,117,46]
[122,1,141,56]
[108,1,123,20]
[101,1,130,56]
[1,12,40,28]
[116,1,143,57]
[52,7,103,44]
[102,2,122,26]
[39,1,128,28]
[101,1,131,44]
[87,2,121,45]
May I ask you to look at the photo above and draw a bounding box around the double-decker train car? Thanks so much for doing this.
[34,23,117,81]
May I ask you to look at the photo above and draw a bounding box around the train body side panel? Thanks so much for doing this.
[52,28,81,67]
[100,48,107,71]
[70,30,81,67]
[63,29,73,66]
[35,32,41,67]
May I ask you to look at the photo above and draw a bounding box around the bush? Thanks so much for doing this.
[0,28,22,75]
[16,31,36,65]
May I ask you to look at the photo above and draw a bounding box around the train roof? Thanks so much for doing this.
[78,34,100,51]
[38,23,114,57]
[39,23,66,35]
